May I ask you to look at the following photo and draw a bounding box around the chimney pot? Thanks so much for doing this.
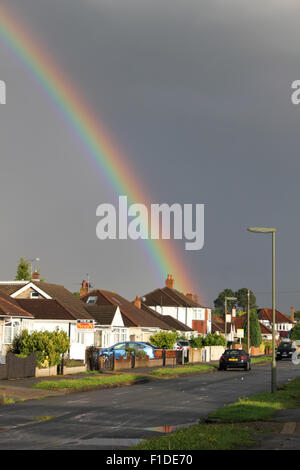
[134,295,141,309]
[165,274,175,289]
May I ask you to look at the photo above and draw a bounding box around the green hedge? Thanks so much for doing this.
[10,329,70,368]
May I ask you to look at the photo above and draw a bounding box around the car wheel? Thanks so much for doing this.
[244,363,250,371]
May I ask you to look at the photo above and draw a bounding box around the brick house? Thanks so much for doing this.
[141,275,211,334]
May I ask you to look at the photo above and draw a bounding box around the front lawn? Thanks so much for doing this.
[150,365,215,377]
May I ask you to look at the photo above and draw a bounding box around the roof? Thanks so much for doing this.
[0,282,93,319]
[139,302,193,331]
[258,309,294,324]
[142,287,204,308]
[16,299,86,321]
[0,291,33,318]
[233,315,273,335]
[84,305,119,326]
[81,290,168,329]
[160,315,194,332]
[211,317,226,334]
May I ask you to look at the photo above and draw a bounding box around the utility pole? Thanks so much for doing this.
[247,289,250,354]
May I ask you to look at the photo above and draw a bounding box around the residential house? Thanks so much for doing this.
[0,291,34,357]
[141,274,211,334]
[84,304,129,348]
[81,288,172,344]
[233,315,274,342]
[0,277,96,360]
[258,308,295,339]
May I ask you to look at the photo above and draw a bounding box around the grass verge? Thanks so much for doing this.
[32,373,145,391]
[150,365,215,377]
[209,378,300,422]
[131,423,256,450]
[251,356,272,364]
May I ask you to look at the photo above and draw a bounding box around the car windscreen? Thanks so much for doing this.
[224,350,245,356]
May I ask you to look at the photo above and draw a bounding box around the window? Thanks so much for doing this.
[86,296,97,305]
[30,292,40,299]
[3,319,20,344]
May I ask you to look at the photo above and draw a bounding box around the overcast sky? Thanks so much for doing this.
[1,0,300,313]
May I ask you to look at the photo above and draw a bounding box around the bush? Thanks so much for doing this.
[290,323,300,341]
[150,331,179,349]
[202,333,227,346]
[10,330,70,368]
[189,335,204,348]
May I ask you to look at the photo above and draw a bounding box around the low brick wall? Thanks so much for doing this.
[250,346,261,356]
[35,366,57,377]
[64,365,87,375]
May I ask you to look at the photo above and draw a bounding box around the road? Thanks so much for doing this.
[0,361,299,449]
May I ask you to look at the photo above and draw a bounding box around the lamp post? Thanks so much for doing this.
[248,227,277,393]
[224,296,237,340]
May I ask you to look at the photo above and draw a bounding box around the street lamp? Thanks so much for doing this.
[224,296,237,339]
[248,227,277,393]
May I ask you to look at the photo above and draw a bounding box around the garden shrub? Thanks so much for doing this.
[10,330,70,368]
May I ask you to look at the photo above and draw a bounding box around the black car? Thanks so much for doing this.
[219,349,251,371]
[276,342,296,360]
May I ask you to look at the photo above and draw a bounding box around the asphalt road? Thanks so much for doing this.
[0,361,299,450]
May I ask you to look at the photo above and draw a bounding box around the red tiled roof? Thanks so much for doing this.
[142,287,204,308]
[0,291,33,318]
[258,309,293,324]
[81,290,169,329]
[16,299,87,321]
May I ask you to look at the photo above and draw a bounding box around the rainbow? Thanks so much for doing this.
[0,4,200,296]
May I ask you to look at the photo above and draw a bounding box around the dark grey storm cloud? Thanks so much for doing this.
[1,0,300,312]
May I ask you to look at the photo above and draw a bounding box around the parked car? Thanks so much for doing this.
[276,342,296,361]
[142,342,160,350]
[99,341,156,359]
[219,349,251,371]
[174,340,191,351]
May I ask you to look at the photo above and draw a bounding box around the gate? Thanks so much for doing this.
[176,349,189,365]
[0,352,36,379]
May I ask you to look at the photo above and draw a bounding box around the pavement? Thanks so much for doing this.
[249,407,300,450]
[0,361,299,449]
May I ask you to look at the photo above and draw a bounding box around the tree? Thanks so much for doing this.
[214,289,236,314]
[294,311,300,322]
[243,309,262,347]
[235,288,257,311]
[290,323,300,341]
[15,257,31,281]
[150,331,179,349]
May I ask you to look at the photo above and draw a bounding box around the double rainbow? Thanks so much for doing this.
[0,4,200,296]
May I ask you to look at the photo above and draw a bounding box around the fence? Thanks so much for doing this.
[86,347,204,371]
[0,351,36,380]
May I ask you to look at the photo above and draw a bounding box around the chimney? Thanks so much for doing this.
[134,295,141,309]
[232,306,237,318]
[186,293,193,300]
[291,305,295,323]
[31,271,40,282]
[165,274,175,289]
[193,294,199,305]
[80,280,89,298]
